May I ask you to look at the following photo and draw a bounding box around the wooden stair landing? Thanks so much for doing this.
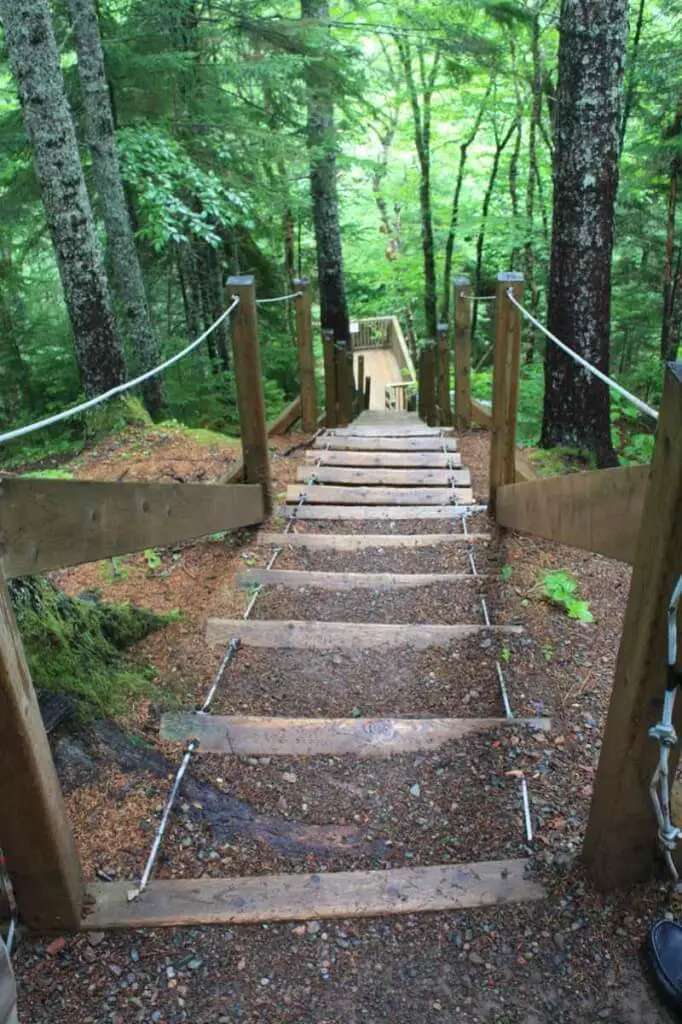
[91,412,543,931]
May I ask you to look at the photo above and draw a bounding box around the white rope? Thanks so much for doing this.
[506,289,658,422]
[0,296,242,446]
[256,291,302,305]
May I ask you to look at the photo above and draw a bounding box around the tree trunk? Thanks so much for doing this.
[524,11,543,363]
[540,0,628,468]
[441,81,492,322]
[661,171,679,363]
[398,40,440,341]
[301,0,350,348]
[68,0,163,417]
[0,0,126,398]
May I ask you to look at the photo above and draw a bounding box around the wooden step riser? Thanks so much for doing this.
[328,427,455,438]
[314,437,457,452]
[237,569,482,590]
[304,451,463,469]
[298,467,471,487]
[83,859,545,929]
[280,505,483,520]
[160,714,552,756]
[206,619,523,650]
[257,532,492,550]
[286,485,474,506]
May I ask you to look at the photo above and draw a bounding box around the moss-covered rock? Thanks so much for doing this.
[10,577,173,719]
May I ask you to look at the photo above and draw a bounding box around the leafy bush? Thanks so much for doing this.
[540,570,594,622]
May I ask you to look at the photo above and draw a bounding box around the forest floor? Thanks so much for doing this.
[9,425,678,1024]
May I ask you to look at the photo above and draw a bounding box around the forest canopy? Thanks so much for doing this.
[0,0,679,468]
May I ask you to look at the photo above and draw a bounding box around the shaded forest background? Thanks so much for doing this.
[0,0,680,467]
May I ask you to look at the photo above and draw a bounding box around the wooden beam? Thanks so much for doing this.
[267,396,301,437]
[279,505,480,521]
[583,364,682,888]
[206,619,523,650]
[0,570,83,930]
[285,485,473,506]
[335,339,354,426]
[322,329,338,428]
[328,426,453,438]
[364,375,371,411]
[489,272,524,513]
[495,465,648,564]
[437,322,452,426]
[471,399,492,429]
[314,436,458,452]
[237,568,481,590]
[82,859,544,930]
[228,276,272,513]
[304,450,463,468]
[296,466,471,487]
[0,478,264,578]
[419,343,437,427]
[514,449,537,483]
[454,277,472,429]
[257,532,492,549]
[160,713,551,756]
[293,280,318,432]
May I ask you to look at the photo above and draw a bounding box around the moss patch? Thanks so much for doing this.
[11,578,175,719]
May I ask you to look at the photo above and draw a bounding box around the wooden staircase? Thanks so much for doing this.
[83,411,546,929]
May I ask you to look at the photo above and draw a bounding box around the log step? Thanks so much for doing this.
[83,859,544,929]
[279,505,485,521]
[314,436,457,452]
[327,427,455,438]
[304,450,463,469]
[237,569,482,590]
[206,619,523,650]
[160,714,552,756]
[257,532,492,550]
[285,485,474,506]
[298,466,471,487]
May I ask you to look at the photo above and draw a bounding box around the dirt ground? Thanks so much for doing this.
[9,425,677,1023]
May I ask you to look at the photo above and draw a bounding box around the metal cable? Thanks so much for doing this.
[506,289,658,422]
[0,296,242,445]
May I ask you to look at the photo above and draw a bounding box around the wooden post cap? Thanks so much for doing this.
[497,272,524,283]
[227,274,255,287]
[293,278,310,289]
[453,277,471,286]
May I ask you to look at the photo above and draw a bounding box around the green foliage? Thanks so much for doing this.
[540,570,594,623]
[143,548,162,571]
[500,564,513,581]
[12,579,175,717]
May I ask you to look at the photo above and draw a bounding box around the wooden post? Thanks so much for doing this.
[335,339,353,426]
[356,354,365,416]
[322,329,338,428]
[293,279,317,433]
[583,363,682,888]
[0,568,83,931]
[364,376,371,411]
[228,276,272,514]
[437,322,452,427]
[488,272,524,514]
[419,341,437,427]
[454,277,472,430]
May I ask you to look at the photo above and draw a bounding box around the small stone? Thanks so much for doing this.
[237,957,246,971]
[665,911,675,921]
[82,946,97,964]
[292,925,306,937]
[260,977,270,987]
[282,771,297,784]
[553,933,565,951]
[187,958,203,970]
[307,921,321,935]
[87,932,105,947]
[469,952,484,966]
[110,964,122,977]
[130,949,139,963]
[46,937,66,956]
[166,966,176,979]
[410,783,421,798]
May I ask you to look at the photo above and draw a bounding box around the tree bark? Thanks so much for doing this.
[68,0,163,416]
[524,10,543,362]
[0,0,126,398]
[397,40,440,341]
[540,0,628,468]
[301,0,350,348]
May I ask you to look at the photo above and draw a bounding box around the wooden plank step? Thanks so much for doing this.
[286,485,474,506]
[298,466,472,487]
[237,569,481,590]
[305,450,463,469]
[206,619,523,650]
[257,532,492,550]
[315,436,457,452]
[160,714,552,755]
[83,859,544,929]
[328,427,455,437]
[279,505,483,521]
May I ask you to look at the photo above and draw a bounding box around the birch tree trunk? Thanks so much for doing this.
[301,0,350,348]
[0,0,126,398]
[540,0,628,468]
[68,0,163,416]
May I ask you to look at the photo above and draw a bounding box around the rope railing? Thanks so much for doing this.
[255,291,302,305]
[0,295,242,446]
[506,288,659,422]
